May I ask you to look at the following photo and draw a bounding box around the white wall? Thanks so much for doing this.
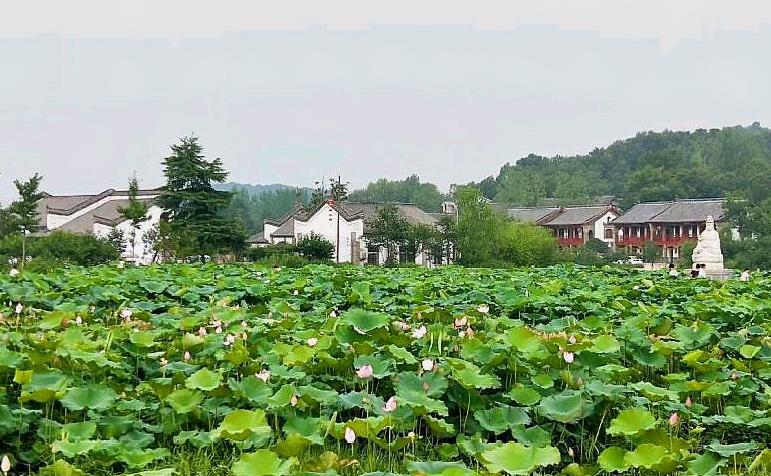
[47,194,158,230]
[93,205,164,264]
[593,210,619,245]
[293,204,364,263]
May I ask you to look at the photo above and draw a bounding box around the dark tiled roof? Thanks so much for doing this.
[246,232,268,244]
[37,190,159,232]
[613,199,726,225]
[611,202,673,225]
[271,218,296,237]
[648,199,726,223]
[55,198,155,233]
[507,207,560,224]
[543,206,616,226]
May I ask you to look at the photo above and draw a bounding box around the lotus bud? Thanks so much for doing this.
[563,351,575,364]
[329,310,337,318]
[477,304,489,314]
[75,316,83,325]
[459,330,466,338]
[160,357,168,366]
[256,370,270,382]
[568,447,575,458]
[466,327,475,338]
[241,332,247,340]
[685,396,692,408]
[454,316,468,328]
[422,359,435,371]
[9,268,19,277]
[408,431,416,439]
[668,412,680,427]
[290,395,298,407]
[576,377,583,387]
[344,427,356,444]
[383,396,398,412]
[241,321,248,328]
[293,289,299,295]
[183,351,191,361]
[412,325,427,339]
[569,335,577,344]
[198,327,207,336]
[1,454,11,474]
[15,303,23,315]
[307,337,318,347]
[215,326,223,334]
[731,371,739,380]
[356,364,374,379]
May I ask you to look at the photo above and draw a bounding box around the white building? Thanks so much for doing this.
[248,200,446,265]
[35,188,163,264]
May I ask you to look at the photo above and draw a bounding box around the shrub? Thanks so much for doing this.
[295,233,334,261]
[0,231,118,271]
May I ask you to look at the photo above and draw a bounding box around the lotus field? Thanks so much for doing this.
[2,264,771,475]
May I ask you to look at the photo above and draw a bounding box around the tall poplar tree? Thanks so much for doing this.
[117,174,150,259]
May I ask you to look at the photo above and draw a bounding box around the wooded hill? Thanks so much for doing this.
[474,123,771,208]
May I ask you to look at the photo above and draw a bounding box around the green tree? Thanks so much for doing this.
[348,175,445,212]
[455,186,501,265]
[117,174,150,259]
[156,136,245,259]
[295,232,334,261]
[366,204,410,265]
[642,242,660,263]
[7,173,44,234]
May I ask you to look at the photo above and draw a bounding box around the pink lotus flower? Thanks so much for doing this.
[454,316,468,328]
[255,370,270,382]
[563,351,575,364]
[356,364,374,379]
[412,325,427,339]
[183,351,191,361]
[198,327,207,336]
[669,412,680,426]
[290,395,298,407]
[344,427,356,444]
[383,396,398,413]
[215,326,223,334]
[422,359,435,371]
[395,321,410,331]
[477,304,489,314]
[15,303,23,315]
[466,327,475,339]
[120,309,133,319]
[307,337,318,347]
[224,334,236,346]
[685,396,692,408]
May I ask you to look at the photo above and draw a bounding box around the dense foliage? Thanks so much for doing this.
[348,175,447,213]
[455,187,558,267]
[4,264,767,475]
[0,231,118,271]
[472,124,771,208]
[225,187,311,235]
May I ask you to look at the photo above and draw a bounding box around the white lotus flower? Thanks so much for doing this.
[215,326,223,334]
[290,395,298,407]
[344,427,356,444]
[183,351,191,361]
[412,325,427,339]
[75,316,83,325]
[477,304,489,314]
[329,310,337,318]
[562,351,575,364]
[255,370,271,382]
[421,359,435,371]
[9,268,19,277]
[120,309,133,319]
[1,454,11,473]
[14,303,22,315]
[198,327,207,336]
[307,337,318,347]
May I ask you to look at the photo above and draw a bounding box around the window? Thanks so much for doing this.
[605,228,613,239]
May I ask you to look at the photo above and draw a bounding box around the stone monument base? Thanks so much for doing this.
[705,269,733,281]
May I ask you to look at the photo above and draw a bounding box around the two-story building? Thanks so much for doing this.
[507,204,620,248]
[35,188,163,264]
[247,200,445,265]
[612,198,727,261]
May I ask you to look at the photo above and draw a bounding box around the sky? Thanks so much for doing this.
[1,1,771,202]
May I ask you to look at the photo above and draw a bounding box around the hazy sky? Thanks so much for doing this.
[2,1,771,201]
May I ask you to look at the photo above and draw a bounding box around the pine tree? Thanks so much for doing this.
[156,136,245,258]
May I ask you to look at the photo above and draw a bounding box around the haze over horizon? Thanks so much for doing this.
[2,1,771,201]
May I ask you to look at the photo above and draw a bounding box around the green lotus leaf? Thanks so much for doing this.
[748,448,771,473]
[214,409,272,441]
[598,447,628,473]
[510,425,552,448]
[686,452,727,475]
[129,331,156,347]
[0,346,24,368]
[474,405,531,434]
[354,354,393,378]
[40,460,86,476]
[532,374,554,389]
[273,433,312,457]
[631,381,678,401]
[623,444,668,469]
[61,421,97,441]
[341,308,390,334]
[425,415,456,437]
[283,416,324,445]
[165,388,204,413]
[505,327,542,354]
[406,461,474,476]
[538,390,588,423]
[61,384,118,411]
[507,385,541,406]
[607,408,657,436]
[126,469,177,476]
[704,441,759,457]
[445,358,500,389]
[589,335,620,354]
[51,439,98,457]
[482,442,560,475]
[231,449,295,476]
[268,384,296,409]
[39,310,70,330]
[185,368,221,391]
[387,344,418,364]
[115,447,170,469]
[739,344,761,359]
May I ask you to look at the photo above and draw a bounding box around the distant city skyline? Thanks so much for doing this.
[2,1,771,202]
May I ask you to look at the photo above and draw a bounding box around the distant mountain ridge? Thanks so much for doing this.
[216,182,311,195]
